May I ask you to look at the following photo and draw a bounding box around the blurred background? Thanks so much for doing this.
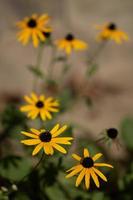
[0,0,133,158]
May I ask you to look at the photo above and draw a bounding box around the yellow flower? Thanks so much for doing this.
[96,22,128,44]
[66,148,113,189]
[20,93,59,120]
[16,14,50,47]
[21,124,73,156]
[55,33,88,54]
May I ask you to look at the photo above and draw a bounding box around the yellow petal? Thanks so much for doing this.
[32,143,43,156]
[85,170,90,189]
[66,165,80,172]
[83,148,90,157]
[20,105,34,112]
[32,31,39,47]
[90,169,100,188]
[44,110,52,120]
[52,137,73,144]
[72,153,81,161]
[48,145,54,155]
[52,143,67,154]
[94,163,113,168]
[31,92,38,101]
[51,124,60,134]
[21,139,40,145]
[76,168,86,187]
[21,131,38,139]
[43,143,51,155]
[92,153,103,161]
[92,167,107,182]
[66,165,83,178]
[30,128,40,135]
[52,125,67,137]
[40,110,46,121]
[24,95,34,104]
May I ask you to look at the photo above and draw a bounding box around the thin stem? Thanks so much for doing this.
[87,40,107,66]
[33,44,45,91]
[47,46,56,80]
[59,54,70,83]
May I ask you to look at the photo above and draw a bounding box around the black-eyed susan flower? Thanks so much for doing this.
[66,148,113,189]
[16,14,50,47]
[20,93,59,120]
[97,128,121,149]
[55,33,88,54]
[96,22,128,44]
[21,124,73,156]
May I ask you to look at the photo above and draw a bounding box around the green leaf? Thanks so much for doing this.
[0,157,31,181]
[120,117,133,149]
[28,65,44,78]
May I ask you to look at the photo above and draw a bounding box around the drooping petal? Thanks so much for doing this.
[92,153,103,161]
[92,167,107,182]
[52,143,67,154]
[43,143,51,155]
[32,143,43,156]
[85,170,90,189]
[76,168,86,187]
[90,168,100,188]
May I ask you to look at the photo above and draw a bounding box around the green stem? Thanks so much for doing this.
[33,44,45,91]
[18,152,44,185]
[87,40,107,66]
[47,46,56,80]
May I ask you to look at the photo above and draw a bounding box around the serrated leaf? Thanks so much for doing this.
[28,65,44,78]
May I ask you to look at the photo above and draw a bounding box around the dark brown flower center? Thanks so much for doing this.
[36,101,44,108]
[42,31,51,38]
[108,23,117,30]
[27,18,37,28]
[39,131,52,142]
[65,33,74,41]
[107,128,118,139]
[81,157,94,168]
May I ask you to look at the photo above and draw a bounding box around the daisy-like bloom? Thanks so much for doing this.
[16,14,50,47]
[20,93,59,120]
[66,148,113,189]
[97,128,121,149]
[21,124,73,156]
[96,22,128,44]
[55,33,88,54]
